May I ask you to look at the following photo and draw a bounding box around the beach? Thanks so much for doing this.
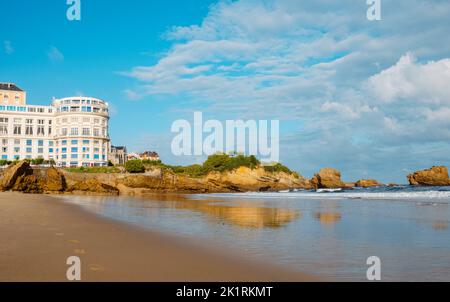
[0,192,315,282]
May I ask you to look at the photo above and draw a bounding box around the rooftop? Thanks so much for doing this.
[0,83,24,92]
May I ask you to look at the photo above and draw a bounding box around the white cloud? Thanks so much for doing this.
[3,40,14,55]
[366,53,450,105]
[47,46,64,62]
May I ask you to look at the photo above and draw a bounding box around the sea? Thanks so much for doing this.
[61,185,450,281]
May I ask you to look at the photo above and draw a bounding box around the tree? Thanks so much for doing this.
[125,160,145,173]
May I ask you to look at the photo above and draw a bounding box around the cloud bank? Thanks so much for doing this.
[124,0,450,182]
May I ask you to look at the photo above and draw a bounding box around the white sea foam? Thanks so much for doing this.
[207,190,450,200]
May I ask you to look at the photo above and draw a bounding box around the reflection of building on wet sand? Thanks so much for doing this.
[123,194,301,228]
[314,212,342,225]
[433,220,448,230]
[79,195,302,229]
[175,202,301,229]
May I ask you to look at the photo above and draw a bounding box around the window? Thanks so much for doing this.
[0,117,8,123]
[26,140,32,146]
[38,148,43,154]
[62,154,67,159]
[61,128,68,136]
[14,147,20,153]
[71,140,78,145]
[62,148,67,153]
[37,126,45,136]
[94,154,100,159]
[71,154,78,159]
[38,140,44,146]
[13,125,21,135]
[2,139,7,145]
[26,147,32,153]
[82,128,90,136]
[13,118,21,123]
[49,141,54,147]
[71,147,78,153]
[71,128,78,136]
[38,119,44,125]
[93,129,100,137]
[83,140,90,145]
[26,119,33,124]
[0,125,8,135]
[71,117,78,122]
[49,148,54,153]
[61,140,67,145]
[14,139,20,145]
[25,125,33,135]
[83,117,90,123]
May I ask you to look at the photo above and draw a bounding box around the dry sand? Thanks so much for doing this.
[0,192,316,281]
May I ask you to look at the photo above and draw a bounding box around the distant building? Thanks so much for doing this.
[140,151,160,161]
[109,145,127,166]
[127,152,140,161]
[126,151,160,161]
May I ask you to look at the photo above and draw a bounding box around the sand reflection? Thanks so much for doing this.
[314,212,342,225]
[142,194,301,229]
[433,220,449,230]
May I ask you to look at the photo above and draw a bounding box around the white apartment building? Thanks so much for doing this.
[0,83,110,167]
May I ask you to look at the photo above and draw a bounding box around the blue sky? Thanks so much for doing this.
[1,0,450,183]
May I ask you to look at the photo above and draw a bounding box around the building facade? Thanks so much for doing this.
[0,83,110,167]
[109,145,127,166]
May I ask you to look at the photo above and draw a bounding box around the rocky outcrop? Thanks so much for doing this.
[0,162,66,193]
[1,161,310,195]
[355,179,382,188]
[67,179,119,195]
[310,168,346,189]
[0,161,30,191]
[407,166,450,186]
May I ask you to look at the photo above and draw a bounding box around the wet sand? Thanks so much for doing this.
[0,192,316,281]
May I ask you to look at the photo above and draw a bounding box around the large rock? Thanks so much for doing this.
[310,168,346,189]
[12,167,66,193]
[407,166,450,186]
[67,179,119,195]
[0,161,31,191]
[355,179,382,188]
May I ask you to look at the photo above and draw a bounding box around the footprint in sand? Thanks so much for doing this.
[68,239,81,244]
[88,264,105,272]
[73,249,86,255]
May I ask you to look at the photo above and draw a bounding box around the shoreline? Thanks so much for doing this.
[0,192,317,282]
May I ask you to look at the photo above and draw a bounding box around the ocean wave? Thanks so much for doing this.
[207,189,450,200]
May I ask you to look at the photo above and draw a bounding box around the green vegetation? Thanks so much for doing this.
[263,163,294,174]
[61,154,299,178]
[65,166,121,173]
[0,160,12,166]
[203,153,260,173]
[125,159,145,173]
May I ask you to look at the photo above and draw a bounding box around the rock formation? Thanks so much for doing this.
[0,162,66,193]
[407,166,450,186]
[355,179,381,188]
[310,168,346,189]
